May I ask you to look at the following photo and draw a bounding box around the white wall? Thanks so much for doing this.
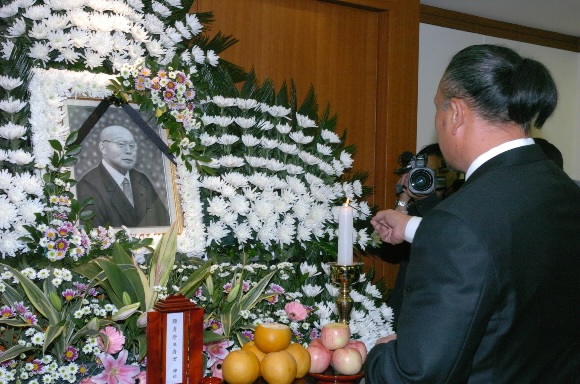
[417,24,580,180]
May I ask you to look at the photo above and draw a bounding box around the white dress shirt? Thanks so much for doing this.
[403,138,535,243]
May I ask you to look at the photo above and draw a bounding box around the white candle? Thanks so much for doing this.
[337,200,354,265]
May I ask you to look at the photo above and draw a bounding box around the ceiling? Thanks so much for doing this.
[420,0,580,37]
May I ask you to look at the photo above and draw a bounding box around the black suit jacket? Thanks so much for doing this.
[77,162,170,228]
[366,145,580,383]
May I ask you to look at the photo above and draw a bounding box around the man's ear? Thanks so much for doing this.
[448,97,466,136]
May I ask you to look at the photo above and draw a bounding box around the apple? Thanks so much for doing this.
[331,347,363,376]
[307,344,332,373]
[320,323,351,350]
[347,340,367,363]
[309,337,323,347]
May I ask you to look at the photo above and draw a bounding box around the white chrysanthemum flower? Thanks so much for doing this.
[260,138,279,150]
[130,23,150,43]
[56,47,81,64]
[164,26,182,43]
[217,134,238,146]
[258,119,274,131]
[275,122,292,134]
[126,0,145,11]
[316,143,333,156]
[0,169,13,190]
[152,1,171,17]
[0,122,26,140]
[241,134,260,147]
[143,13,165,34]
[357,229,370,250]
[302,284,324,297]
[0,231,24,257]
[174,20,191,39]
[219,155,245,168]
[7,18,26,37]
[126,42,146,59]
[191,45,205,64]
[7,185,26,204]
[0,97,27,113]
[89,31,114,56]
[295,113,317,128]
[198,132,217,146]
[228,196,248,217]
[289,131,314,145]
[321,129,341,143]
[28,21,49,40]
[23,5,51,20]
[18,198,43,223]
[317,162,334,176]
[206,221,229,244]
[267,105,291,118]
[0,196,18,229]
[235,116,256,129]
[8,149,34,165]
[67,28,90,49]
[352,179,363,196]
[265,159,287,172]
[349,289,366,303]
[0,76,23,91]
[222,172,248,188]
[1,41,15,60]
[325,283,339,297]
[186,13,203,35]
[277,143,298,155]
[235,98,259,110]
[206,49,219,66]
[245,156,267,168]
[0,2,19,18]
[207,196,229,218]
[83,50,105,69]
[332,159,345,176]
[145,40,166,57]
[214,116,234,127]
[340,150,354,168]
[298,151,321,165]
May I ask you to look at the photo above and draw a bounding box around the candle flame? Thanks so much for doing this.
[344,198,350,206]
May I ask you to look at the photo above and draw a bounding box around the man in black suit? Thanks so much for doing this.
[367,45,580,383]
[77,125,170,228]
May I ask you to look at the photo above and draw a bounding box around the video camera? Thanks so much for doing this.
[395,151,436,195]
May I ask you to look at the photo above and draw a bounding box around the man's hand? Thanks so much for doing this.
[371,209,412,244]
[375,333,397,345]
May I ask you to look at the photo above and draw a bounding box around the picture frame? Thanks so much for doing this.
[63,98,181,235]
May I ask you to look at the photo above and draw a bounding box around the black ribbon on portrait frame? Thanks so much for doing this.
[72,96,176,165]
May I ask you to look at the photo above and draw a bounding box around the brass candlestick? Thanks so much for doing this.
[329,262,364,324]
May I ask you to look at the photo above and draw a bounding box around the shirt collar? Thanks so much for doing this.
[465,138,535,180]
[102,160,129,186]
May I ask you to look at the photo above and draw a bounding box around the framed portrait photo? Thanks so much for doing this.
[64,98,181,235]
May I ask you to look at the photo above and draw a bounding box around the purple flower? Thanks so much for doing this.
[205,319,224,335]
[184,89,196,100]
[30,359,44,373]
[269,283,285,294]
[163,89,175,101]
[54,238,69,252]
[223,282,232,293]
[242,281,251,292]
[0,306,14,318]
[64,346,79,361]
[23,312,37,325]
[62,289,77,301]
[13,301,28,314]
[241,330,253,341]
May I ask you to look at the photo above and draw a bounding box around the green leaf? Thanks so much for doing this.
[62,157,78,167]
[65,131,79,146]
[111,302,141,321]
[49,139,63,151]
[1,265,59,325]
[205,274,214,296]
[178,260,212,297]
[43,324,65,354]
[148,223,178,291]
[49,291,62,311]
[122,291,132,306]
[0,345,34,364]
[239,270,276,311]
[203,330,227,344]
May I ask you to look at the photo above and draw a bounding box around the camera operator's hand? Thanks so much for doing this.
[371,209,411,245]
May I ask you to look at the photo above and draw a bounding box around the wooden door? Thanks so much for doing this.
[195,0,420,288]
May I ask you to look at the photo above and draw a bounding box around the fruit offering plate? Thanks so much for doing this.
[308,368,364,384]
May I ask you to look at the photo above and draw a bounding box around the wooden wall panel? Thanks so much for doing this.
[196,0,420,288]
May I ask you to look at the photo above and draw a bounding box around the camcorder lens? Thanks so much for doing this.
[410,169,434,194]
